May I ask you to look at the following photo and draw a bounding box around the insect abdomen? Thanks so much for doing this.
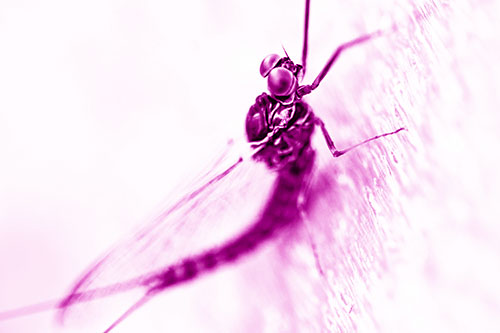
[148,150,314,293]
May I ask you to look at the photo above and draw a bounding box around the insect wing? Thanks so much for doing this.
[57,144,277,328]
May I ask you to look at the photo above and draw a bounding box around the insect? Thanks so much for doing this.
[0,0,405,331]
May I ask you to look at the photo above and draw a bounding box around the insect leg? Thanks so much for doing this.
[310,30,383,90]
[297,177,325,277]
[301,0,311,75]
[315,117,405,158]
[103,293,154,333]
[297,31,383,98]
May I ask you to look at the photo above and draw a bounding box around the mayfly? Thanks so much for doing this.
[0,0,404,331]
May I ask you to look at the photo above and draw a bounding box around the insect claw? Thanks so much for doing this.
[332,150,345,158]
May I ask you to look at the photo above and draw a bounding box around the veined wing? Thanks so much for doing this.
[57,140,278,327]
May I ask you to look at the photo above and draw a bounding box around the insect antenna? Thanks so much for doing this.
[281,44,291,59]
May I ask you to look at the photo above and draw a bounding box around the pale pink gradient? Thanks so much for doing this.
[1,0,500,332]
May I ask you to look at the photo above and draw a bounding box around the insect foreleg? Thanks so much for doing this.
[301,0,311,75]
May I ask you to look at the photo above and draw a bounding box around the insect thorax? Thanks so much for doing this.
[245,93,315,169]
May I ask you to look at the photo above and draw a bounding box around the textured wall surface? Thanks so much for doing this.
[1,0,499,332]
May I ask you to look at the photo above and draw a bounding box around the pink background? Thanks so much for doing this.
[1,0,500,332]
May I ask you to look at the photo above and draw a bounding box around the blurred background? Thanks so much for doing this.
[1,0,499,332]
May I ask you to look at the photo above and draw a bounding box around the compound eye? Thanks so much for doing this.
[260,54,281,77]
[267,67,297,97]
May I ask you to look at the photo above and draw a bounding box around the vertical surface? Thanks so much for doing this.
[1,0,499,332]
[301,0,500,332]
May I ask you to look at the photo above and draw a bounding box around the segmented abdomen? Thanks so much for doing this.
[147,147,316,293]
